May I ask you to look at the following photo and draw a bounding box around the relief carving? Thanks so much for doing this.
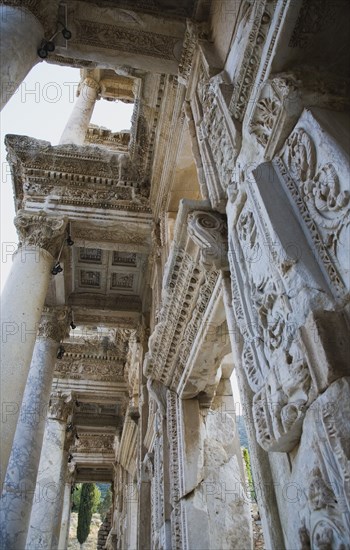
[229,0,277,121]
[74,19,179,60]
[275,126,350,293]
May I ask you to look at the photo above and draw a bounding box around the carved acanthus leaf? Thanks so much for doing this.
[48,391,74,422]
[38,306,70,342]
[14,210,67,257]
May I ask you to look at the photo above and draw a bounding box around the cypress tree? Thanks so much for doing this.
[77,483,95,548]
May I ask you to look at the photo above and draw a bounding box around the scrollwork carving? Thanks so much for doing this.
[187,211,228,270]
[275,126,350,293]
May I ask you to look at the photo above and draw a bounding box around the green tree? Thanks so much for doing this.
[72,483,82,512]
[77,483,95,547]
[98,487,112,520]
[92,484,101,513]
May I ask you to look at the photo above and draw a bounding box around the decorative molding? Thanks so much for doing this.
[248,72,350,160]
[178,20,208,85]
[229,0,278,122]
[14,210,67,257]
[145,201,222,390]
[275,126,349,295]
[71,433,115,454]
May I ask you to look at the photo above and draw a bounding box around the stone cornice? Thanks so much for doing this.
[144,200,225,391]
[5,135,151,211]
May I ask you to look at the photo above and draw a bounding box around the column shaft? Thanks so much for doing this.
[0,308,69,550]
[0,5,43,110]
[57,480,73,550]
[26,392,73,549]
[59,77,100,145]
[1,248,53,485]
[0,211,67,487]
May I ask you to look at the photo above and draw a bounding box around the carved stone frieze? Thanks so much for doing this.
[71,433,115,454]
[248,72,350,160]
[166,390,183,549]
[55,359,125,382]
[293,378,350,549]
[73,19,180,60]
[227,174,347,452]
[228,0,278,122]
[14,209,67,257]
[274,122,350,295]
[5,135,151,211]
[194,67,240,211]
[178,20,208,85]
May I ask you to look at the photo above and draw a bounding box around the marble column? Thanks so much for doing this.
[0,307,70,550]
[0,210,67,487]
[57,463,75,550]
[59,77,100,145]
[26,391,74,550]
[0,5,43,110]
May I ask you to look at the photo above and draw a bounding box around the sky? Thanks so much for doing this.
[0,62,134,292]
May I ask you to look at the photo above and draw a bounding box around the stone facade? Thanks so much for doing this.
[0,1,349,549]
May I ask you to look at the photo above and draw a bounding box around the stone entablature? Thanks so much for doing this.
[144,200,228,392]
[6,135,150,211]
[85,125,131,152]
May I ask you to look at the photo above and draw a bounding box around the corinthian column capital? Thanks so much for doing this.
[48,391,74,422]
[80,76,101,94]
[14,210,68,257]
[37,306,70,342]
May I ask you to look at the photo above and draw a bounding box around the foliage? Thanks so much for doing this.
[96,483,110,501]
[98,487,113,520]
[92,484,101,513]
[72,483,82,512]
[77,483,96,544]
[242,447,256,502]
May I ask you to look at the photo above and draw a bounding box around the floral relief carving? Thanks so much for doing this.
[275,127,350,293]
